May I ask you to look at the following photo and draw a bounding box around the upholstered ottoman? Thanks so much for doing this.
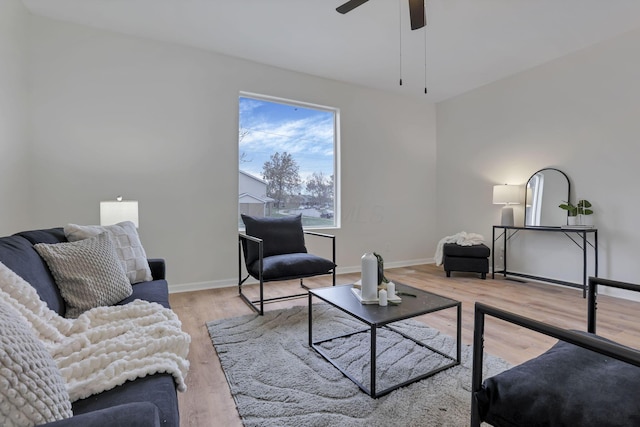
[442,243,490,279]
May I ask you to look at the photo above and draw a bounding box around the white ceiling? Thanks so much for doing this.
[21,0,640,102]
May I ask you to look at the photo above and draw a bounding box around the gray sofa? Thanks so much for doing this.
[0,227,180,427]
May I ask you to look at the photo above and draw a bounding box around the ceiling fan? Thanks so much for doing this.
[336,0,426,30]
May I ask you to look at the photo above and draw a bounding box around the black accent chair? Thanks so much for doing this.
[471,276,640,427]
[238,214,336,315]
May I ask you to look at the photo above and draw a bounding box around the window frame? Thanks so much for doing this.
[238,91,341,230]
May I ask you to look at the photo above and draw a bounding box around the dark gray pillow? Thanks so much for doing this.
[241,214,307,265]
[475,333,640,427]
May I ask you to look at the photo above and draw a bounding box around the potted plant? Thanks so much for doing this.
[559,201,578,225]
[559,200,594,226]
[373,252,389,285]
[577,199,594,226]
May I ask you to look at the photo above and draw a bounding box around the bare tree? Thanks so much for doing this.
[262,152,301,208]
[239,128,252,164]
[306,172,333,206]
[239,152,251,164]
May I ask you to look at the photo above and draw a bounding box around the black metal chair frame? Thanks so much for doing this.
[238,230,336,315]
[470,276,640,426]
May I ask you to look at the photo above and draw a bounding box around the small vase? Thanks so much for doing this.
[361,253,378,301]
[581,215,594,226]
[567,216,578,226]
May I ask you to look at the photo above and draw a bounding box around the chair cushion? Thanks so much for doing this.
[443,257,488,274]
[442,243,490,258]
[0,234,66,315]
[15,228,67,245]
[241,214,307,266]
[71,374,178,427]
[117,280,171,309]
[247,253,335,281]
[475,332,640,427]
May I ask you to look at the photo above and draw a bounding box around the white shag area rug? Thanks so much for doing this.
[207,304,510,427]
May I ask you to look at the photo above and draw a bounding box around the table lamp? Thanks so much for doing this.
[493,185,520,226]
[100,196,139,227]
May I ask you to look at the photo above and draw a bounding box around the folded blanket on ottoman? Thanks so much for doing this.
[434,231,485,266]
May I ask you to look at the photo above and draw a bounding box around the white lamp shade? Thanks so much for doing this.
[493,185,521,205]
[100,200,139,227]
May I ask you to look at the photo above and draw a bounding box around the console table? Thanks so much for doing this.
[492,225,598,298]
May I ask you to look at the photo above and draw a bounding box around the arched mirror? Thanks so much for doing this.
[524,168,570,227]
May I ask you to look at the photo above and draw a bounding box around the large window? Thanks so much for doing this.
[238,93,339,228]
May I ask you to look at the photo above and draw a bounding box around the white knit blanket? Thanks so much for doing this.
[434,231,485,266]
[0,261,190,402]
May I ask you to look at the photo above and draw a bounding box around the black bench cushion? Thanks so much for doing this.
[443,243,490,258]
[475,333,640,427]
[445,257,488,274]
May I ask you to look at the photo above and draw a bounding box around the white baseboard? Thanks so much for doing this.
[169,278,236,294]
[332,258,433,275]
[168,258,434,294]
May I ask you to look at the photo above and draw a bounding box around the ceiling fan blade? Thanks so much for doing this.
[336,0,369,14]
[408,0,426,30]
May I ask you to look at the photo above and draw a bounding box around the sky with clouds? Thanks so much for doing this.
[239,96,335,185]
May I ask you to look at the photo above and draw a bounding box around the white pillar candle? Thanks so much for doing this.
[378,289,388,306]
[386,282,395,299]
[361,253,378,301]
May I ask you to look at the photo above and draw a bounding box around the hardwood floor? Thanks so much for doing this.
[169,264,640,427]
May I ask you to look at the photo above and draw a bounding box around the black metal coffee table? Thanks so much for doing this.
[308,282,461,398]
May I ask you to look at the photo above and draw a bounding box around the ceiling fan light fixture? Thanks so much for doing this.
[408,0,426,30]
[337,0,429,93]
[336,0,426,30]
[336,0,369,14]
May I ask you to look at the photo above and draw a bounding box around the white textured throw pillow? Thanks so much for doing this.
[64,221,153,284]
[0,299,73,426]
[35,232,133,318]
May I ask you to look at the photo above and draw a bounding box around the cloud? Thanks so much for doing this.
[241,116,333,153]
[239,97,336,181]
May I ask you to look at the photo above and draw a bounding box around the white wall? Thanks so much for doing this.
[0,0,30,235]
[436,27,640,292]
[7,8,638,298]
[26,15,437,290]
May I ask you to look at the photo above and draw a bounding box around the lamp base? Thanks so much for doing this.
[501,206,514,226]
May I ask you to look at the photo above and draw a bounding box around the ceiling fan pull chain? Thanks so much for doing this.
[424,0,428,94]
[337,0,428,90]
[399,0,403,86]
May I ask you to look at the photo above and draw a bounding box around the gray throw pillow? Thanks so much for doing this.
[64,221,153,284]
[35,232,133,318]
[0,299,73,426]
